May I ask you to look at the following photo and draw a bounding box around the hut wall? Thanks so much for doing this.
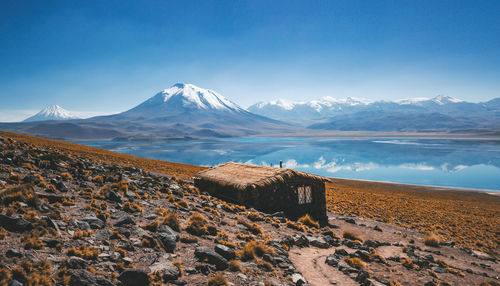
[194,176,328,224]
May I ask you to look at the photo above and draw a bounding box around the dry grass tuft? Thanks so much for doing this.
[297,214,319,229]
[286,220,305,231]
[21,232,45,249]
[67,245,100,260]
[342,231,363,241]
[344,257,366,269]
[238,241,276,261]
[0,184,38,207]
[186,213,209,236]
[424,233,441,247]
[229,260,242,272]
[237,218,263,235]
[163,212,181,231]
[207,272,229,286]
[389,280,402,286]
[60,172,73,180]
[247,212,263,221]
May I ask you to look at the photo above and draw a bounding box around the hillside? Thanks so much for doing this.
[0,131,498,285]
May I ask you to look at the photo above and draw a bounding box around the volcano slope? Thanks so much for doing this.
[0,131,498,286]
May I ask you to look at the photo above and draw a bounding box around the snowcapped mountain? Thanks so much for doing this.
[84,83,293,139]
[123,83,245,116]
[24,105,79,122]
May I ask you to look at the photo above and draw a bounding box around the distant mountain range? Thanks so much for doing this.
[24,105,79,122]
[1,84,499,139]
[1,84,293,140]
[249,95,500,132]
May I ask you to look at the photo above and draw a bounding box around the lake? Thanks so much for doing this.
[80,137,500,191]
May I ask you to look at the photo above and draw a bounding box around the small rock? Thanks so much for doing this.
[308,237,330,249]
[6,249,23,258]
[194,247,229,270]
[325,254,340,266]
[156,232,177,253]
[42,237,62,248]
[114,214,135,227]
[334,249,349,257]
[67,269,115,286]
[67,257,88,269]
[149,254,180,281]
[345,218,356,224]
[214,244,236,260]
[82,216,105,229]
[118,268,150,286]
[293,234,309,247]
[107,191,123,203]
[0,214,33,232]
[291,273,306,286]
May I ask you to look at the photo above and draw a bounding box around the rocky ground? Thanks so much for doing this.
[0,134,499,286]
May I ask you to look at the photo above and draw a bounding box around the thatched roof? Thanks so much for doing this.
[195,162,329,190]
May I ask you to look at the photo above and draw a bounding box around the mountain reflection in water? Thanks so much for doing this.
[80,137,500,191]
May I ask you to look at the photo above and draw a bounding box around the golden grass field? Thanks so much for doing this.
[2,130,499,256]
[326,179,500,256]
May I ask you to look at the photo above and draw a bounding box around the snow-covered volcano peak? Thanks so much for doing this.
[124,83,245,117]
[24,105,79,122]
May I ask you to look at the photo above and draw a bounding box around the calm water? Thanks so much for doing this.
[80,137,500,191]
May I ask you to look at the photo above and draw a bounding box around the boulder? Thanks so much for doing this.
[194,246,229,270]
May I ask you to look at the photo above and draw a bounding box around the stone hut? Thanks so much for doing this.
[194,162,329,224]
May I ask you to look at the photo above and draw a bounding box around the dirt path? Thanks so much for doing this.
[289,247,358,286]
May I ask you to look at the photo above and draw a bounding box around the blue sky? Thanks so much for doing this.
[1,0,499,121]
